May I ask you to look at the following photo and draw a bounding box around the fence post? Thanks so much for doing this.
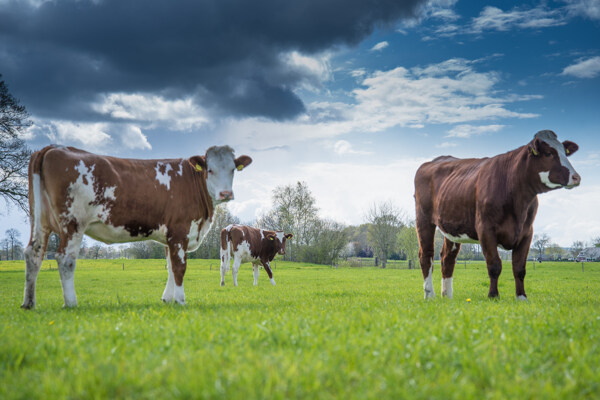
[464,260,467,270]
[122,263,124,271]
[582,262,584,272]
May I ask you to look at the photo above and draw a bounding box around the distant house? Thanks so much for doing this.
[576,247,600,262]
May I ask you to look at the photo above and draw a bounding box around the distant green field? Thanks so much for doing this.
[1,259,599,399]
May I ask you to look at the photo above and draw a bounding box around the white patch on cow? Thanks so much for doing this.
[424,264,435,299]
[226,224,234,232]
[276,231,284,242]
[270,278,276,286]
[205,145,237,202]
[538,171,562,189]
[174,284,185,305]
[516,295,528,301]
[440,230,479,244]
[63,161,97,226]
[536,130,579,187]
[441,277,453,299]
[176,161,184,176]
[155,162,172,190]
[32,173,42,234]
[178,245,186,264]
[187,218,212,251]
[260,229,265,240]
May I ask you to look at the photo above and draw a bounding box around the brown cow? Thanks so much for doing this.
[414,130,580,300]
[220,224,293,286]
[22,145,252,308]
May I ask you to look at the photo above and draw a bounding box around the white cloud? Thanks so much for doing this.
[350,68,367,78]
[282,51,332,89]
[564,0,600,20]
[436,141,457,148]
[43,120,112,149]
[471,5,566,33]
[562,56,600,78]
[446,124,505,138]
[117,124,151,150]
[333,140,372,155]
[218,58,540,148]
[370,41,389,52]
[93,93,210,131]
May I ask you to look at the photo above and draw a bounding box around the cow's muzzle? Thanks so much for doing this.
[566,172,581,189]
[219,190,234,200]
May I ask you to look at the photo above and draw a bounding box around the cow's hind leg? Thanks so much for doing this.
[440,238,460,298]
[56,232,84,308]
[252,263,260,286]
[220,247,230,287]
[22,229,50,309]
[162,247,175,303]
[416,217,436,299]
[231,254,242,287]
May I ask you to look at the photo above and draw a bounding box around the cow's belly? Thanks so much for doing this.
[85,221,167,244]
[439,229,479,244]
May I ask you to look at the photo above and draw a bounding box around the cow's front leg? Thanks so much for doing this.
[162,247,175,303]
[262,260,276,286]
[479,231,502,298]
[512,230,533,301]
[167,240,188,305]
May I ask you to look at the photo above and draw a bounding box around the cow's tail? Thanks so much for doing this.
[28,146,54,231]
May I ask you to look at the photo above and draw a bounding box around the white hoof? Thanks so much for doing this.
[516,295,528,301]
[270,278,276,286]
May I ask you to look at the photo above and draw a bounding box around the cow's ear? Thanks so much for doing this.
[563,141,579,156]
[234,155,252,171]
[189,156,206,172]
[285,233,293,239]
[530,138,551,157]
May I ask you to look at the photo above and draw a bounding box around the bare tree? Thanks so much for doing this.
[5,228,21,260]
[592,237,600,248]
[365,201,404,268]
[0,75,32,214]
[571,240,585,259]
[532,233,551,261]
[397,221,419,268]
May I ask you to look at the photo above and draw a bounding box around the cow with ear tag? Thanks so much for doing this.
[220,224,293,287]
[414,130,580,301]
[22,144,252,309]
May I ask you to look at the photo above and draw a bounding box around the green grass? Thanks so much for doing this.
[1,259,599,399]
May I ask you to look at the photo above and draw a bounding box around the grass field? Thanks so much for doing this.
[1,259,599,399]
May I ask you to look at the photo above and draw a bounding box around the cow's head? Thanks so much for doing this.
[190,145,252,203]
[266,231,294,255]
[528,130,580,191]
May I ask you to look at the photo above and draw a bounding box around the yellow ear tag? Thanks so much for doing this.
[269,237,274,240]
[195,164,203,172]
[566,149,570,155]
[531,148,539,156]
[237,165,244,171]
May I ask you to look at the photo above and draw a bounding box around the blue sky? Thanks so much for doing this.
[1,0,599,247]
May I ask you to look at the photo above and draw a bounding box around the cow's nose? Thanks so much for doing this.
[572,173,581,185]
[219,191,234,200]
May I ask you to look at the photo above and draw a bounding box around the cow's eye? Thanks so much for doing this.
[208,169,213,174]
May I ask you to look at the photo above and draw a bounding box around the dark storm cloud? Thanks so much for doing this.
[0,0,426,121]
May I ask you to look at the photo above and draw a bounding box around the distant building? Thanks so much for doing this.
[576,247,600,262]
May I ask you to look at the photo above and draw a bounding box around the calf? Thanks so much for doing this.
[414,130,580,300]
[220,224,293,286]
[22,145,252,308]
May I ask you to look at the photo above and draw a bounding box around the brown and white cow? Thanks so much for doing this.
[220,224,293,287]
[414,130,580,300]
[22,145,252,308]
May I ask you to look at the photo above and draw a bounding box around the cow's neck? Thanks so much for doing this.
[190,165,215,222]
[505,145,541,210]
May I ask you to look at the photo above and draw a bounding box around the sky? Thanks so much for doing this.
[1,0,599,248]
